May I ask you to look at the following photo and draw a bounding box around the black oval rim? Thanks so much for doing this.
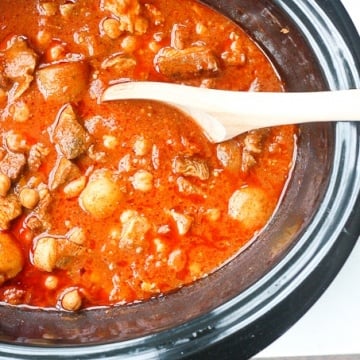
[0,0,359,359]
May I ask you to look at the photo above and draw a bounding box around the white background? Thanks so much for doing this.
[256,0,360,357]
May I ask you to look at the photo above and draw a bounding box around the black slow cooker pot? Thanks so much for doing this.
[0,0,359,359]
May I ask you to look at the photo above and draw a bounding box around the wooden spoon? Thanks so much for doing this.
[102,82,360,143]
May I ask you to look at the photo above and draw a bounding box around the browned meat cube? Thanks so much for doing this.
[27,143,50,172]
[0,152,26,180]
[1,36,38,101]
[172,156,210,180]
[50,104,89,159]
[3,36,37,80]
[36,61,89,103]
[103,0,148,34]
[48,157,81,191]
[0,194,22,230]
[154,46,220,80]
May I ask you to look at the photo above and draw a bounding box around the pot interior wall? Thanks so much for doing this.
[0,0,333,345]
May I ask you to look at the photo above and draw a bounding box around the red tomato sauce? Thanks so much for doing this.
[0,0,296,310]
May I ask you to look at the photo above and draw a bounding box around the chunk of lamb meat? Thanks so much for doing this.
[25,188,52,233]
[28,143,50,172]
[48,156,81,191]
[0,194,22,230]
[36,61,89,103]
[241,129,269,172]
[1,36,38,101]
[172,156,210,180]
[154,46,220,80]
[0,152,26,180]
[102,0,148,34]
[119,210,151,249]
[32,229,86,272]
[50,104,89,159]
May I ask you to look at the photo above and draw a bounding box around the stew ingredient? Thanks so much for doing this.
[0,0,296,310]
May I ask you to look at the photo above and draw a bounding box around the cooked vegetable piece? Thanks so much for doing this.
[79,169,124,219]
[228,187,272,230]
[33,231,86,272]
[0,233,24,285]
[19,187,40,209]
[33,236,58,272]
[60,288,82,311]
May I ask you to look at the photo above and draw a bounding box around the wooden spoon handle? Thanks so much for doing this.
[103,82,360,142]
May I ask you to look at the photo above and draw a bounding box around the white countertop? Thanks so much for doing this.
[256,1,360,357]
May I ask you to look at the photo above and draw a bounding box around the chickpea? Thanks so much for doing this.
[205,208,221,222]
[36,30,52,47]
[195,23,209,35]
[5,131,28,152]
[19,188,40,209]
[59,3,76,17]
[48,43,66,62]
[38,2,57,16]
[60,288,82,311]
[44,275,58,290]
[131,170,153,192]
[121,35,138,53]
[148,41,161,53]
[103,135,119,150]
[102,18,122,39]
[0,173,11,197]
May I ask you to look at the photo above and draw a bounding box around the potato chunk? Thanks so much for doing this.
[60,288,82,311]
[228,187,272,230]
[32,236,58,272]
[36,61,89,103]
[79,170,123,219]
[155,46,220,80]
[0,233,24,285]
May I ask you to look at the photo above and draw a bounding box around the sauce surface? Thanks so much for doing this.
[0,0,296,310]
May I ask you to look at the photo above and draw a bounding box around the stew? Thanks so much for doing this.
[0,0,296,311]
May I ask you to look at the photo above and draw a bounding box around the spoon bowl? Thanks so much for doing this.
[102,82,360,142]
